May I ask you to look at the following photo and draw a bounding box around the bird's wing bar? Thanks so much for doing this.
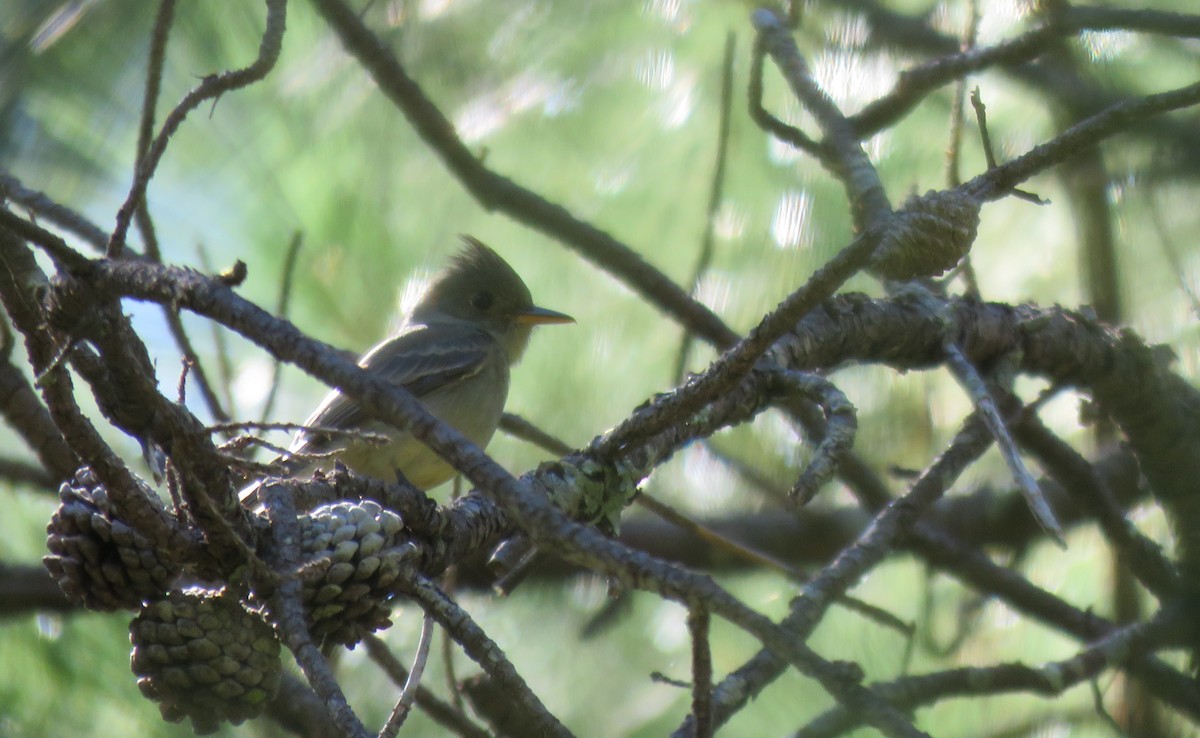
[289,324,494,454]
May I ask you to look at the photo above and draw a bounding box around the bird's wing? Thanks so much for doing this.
[289,322,495,455]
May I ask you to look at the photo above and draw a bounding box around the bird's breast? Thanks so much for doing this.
[337,357,510,490]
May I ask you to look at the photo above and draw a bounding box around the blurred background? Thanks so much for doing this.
[1,0,1198,735]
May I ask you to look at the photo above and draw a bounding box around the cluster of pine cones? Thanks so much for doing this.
[43,468,414,733]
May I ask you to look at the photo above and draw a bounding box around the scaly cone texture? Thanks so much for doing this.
[295,498,410,647]
[129,587,282,734]
[44,467,178,611]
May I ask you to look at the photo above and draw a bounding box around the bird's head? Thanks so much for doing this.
[413,236,573,361]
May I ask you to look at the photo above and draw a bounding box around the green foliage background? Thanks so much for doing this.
[1,0,1197,735]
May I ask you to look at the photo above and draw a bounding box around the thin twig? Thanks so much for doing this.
[107,0,287,255]
[636,492,803,579]
[918,562,990,658]
[135,0,177,216]
[652,672,692,689]
[848,4,1200,138]
[500,412,573,456]
[260,231,304,424]
[440,569,466,713]
[176,358,191,405]
[752,9,891,230]
[964,80,1200,203]
[1014,417,1178,598]
[195,243,238,414]
[704,442,789,505]
[162,304,231,423]
[675,32,737,382]
[795,612,1184,737]
[131,0,176,261]
[770,370,856,505]
[0,208,89,271]
[970,86,997,167]
[0,456,55,489]
[401,570,572,737]
[362,634,489,738]
[379,612,435,738]
[0,173,110,252]
[944,0,980,189]
[748,35,822,156]
[32,340,75,389]
[1147,192,1200,319]
[968,88,1045,204]
[217,436,278,456]
[940,341,1064,544]
[207,420,389,443]
[944,0,981,298]
[688,606,713,738]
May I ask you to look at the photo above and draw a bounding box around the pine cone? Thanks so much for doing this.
[44,468,177,611]
[130,587,281,734]
[870,189,981,281]
[297,499,408,647]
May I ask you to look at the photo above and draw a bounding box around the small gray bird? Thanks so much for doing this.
[242,236,572,504]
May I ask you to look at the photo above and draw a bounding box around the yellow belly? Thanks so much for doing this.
[337,434,465,490]
[323,362,508,490]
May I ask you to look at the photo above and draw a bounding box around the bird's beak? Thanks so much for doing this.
[515,306,575,325]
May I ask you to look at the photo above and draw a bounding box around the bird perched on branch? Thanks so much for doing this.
[241,236,572,505]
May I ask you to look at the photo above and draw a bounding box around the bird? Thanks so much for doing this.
[241,236,572,505]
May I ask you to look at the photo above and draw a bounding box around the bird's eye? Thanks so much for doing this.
[471,291,494,311]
